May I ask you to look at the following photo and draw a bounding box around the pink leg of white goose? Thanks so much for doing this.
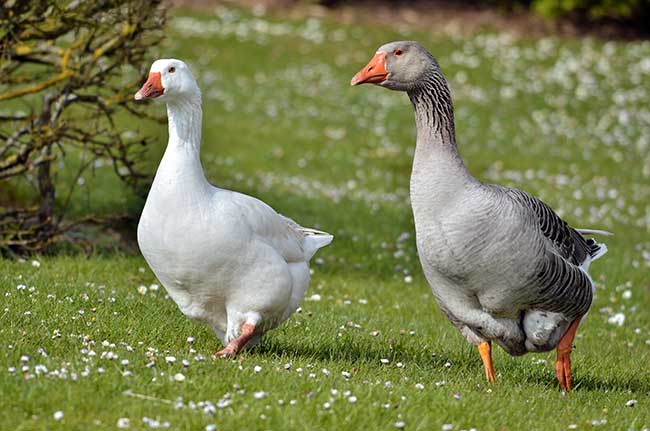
[215,323,256,358]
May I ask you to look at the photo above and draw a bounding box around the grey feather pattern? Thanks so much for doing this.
[506,189,603,266]
[530,247,593,317]
[380,40,610,355]
[498,188,603,319]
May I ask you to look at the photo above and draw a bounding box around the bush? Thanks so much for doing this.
[531,0,646,19]
[316,0,650,23]
[0,0,166,254]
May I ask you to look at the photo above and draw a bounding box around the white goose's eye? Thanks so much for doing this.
[169,66,176,73]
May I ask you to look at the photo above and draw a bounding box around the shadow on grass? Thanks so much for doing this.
[571,374,650,393]
[502,358,650,393]
[256,334,480,372]
[257,335,650,394]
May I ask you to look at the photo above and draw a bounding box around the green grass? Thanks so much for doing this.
[2,5,650,430]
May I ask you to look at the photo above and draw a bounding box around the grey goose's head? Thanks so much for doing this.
[351,41,439,92]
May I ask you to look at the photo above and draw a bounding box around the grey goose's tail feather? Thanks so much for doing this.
[577,228,611,262]
[576,228,613,237]
[585,239,608,263]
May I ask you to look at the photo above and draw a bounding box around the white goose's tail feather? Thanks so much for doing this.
[302,230,333,260]
[281,215,333,260]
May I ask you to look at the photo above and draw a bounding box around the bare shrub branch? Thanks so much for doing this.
[0,0,167,253]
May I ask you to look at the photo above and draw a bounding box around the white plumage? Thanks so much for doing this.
[135,59,332,356]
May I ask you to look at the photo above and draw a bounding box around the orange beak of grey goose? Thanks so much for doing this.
[350,52,388,86]
[134,72,164,100]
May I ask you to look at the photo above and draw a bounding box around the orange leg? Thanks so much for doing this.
[555,318,581,391]
[478,341,497,383]
[215,323,256,358]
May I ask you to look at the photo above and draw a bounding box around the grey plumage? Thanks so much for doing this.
[359,41,608,358]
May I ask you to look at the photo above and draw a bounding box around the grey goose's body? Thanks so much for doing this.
[353,41,608,390]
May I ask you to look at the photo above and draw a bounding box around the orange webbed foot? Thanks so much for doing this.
[478,341,497,384]
[555,318,581,391]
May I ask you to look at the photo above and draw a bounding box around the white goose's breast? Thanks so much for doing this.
[138,204,237,286]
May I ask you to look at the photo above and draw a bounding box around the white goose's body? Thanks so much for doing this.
[136,59,332,352]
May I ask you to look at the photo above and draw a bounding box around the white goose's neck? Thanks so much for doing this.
[153,93,210,192]
[407,73,474,218]
[167,95,202,151]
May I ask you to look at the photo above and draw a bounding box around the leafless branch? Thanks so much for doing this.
[0,0,166,254]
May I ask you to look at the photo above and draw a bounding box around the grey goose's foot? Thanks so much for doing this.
[555,318,581,391]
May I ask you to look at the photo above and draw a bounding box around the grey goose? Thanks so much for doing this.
[352,41,609,391]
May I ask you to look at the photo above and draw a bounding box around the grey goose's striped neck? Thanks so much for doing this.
[407,70,456,148]
[406,68,472,187]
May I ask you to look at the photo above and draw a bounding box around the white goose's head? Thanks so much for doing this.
[135,59,200,102]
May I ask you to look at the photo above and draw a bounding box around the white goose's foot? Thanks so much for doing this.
[214,323,256,358]
[214,346,237,358]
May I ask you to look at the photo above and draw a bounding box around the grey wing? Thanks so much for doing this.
[506,189,596,317]
[507,189,602,265]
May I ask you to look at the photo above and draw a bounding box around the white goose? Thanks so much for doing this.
[135,59,332,356]
[352,42,609,390]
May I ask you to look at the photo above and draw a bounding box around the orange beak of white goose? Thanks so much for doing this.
[134,72,164,100]
[351,52,388,86]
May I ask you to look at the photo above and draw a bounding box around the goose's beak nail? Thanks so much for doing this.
[351,52,388,86]
[135,72,164,100]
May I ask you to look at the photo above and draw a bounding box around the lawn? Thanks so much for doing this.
[2,5,650,430]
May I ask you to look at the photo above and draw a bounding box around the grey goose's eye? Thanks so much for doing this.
[169,67,176,73]
[394,49,403,56]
